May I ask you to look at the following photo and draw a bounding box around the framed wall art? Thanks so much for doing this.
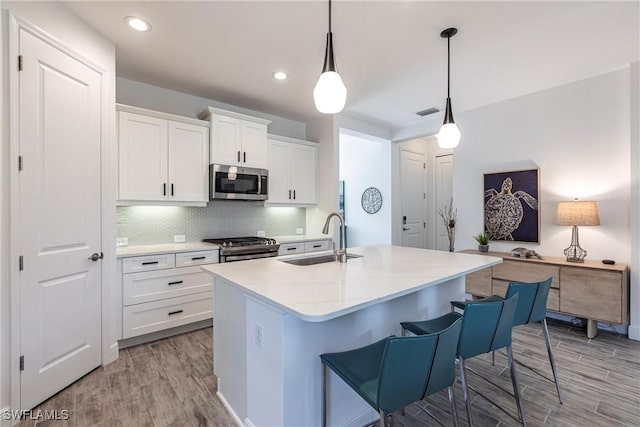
[483,168,539,242]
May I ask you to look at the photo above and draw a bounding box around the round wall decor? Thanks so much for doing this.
[361,187,382,214]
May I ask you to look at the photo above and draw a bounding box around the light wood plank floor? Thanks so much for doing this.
[16,320,640,426]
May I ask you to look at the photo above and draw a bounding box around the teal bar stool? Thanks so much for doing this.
[401,294,525,427]
[320,316,462,427]
[451,278,563,403]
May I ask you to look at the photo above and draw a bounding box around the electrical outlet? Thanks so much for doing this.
[116,237,128,247]
[296,228,304,235]
[255,325,264,348]
[174,235,186,243]
[256,230,266,237]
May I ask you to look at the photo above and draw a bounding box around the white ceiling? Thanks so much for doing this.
[63,1,639,130]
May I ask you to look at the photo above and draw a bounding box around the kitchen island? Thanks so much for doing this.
[201,245,501,427]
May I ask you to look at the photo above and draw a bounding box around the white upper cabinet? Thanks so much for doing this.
[267,134,318,205]
[118,105,210,206]
[199,107,271,169]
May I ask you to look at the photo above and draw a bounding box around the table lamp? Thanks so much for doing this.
[556,200,600,262]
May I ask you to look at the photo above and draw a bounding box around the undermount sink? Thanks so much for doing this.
[280,253,363,266]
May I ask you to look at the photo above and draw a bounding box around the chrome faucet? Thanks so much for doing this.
[322,212,347,262]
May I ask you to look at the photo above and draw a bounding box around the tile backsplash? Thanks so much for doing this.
[116,202,306,246]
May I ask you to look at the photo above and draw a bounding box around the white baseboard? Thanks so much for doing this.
[217,391,244,427]
[628,325,640,341]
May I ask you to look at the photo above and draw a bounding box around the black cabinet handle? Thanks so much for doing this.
[313,244,321,248]
[142,261,159,265]
[243,152,246,163]
[191,256,206,261]
[163,183,166,196]
[293,190,296,200]
[287,247,297,251]
[168,281,183,286]
[171,183,174,196]
[288,190,291,199]
[237,151,241,162]
[168,310,184,316]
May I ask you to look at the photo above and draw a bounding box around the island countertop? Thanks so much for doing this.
[201,245,501,322]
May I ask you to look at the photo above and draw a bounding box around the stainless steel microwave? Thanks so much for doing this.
[210,164,268,201]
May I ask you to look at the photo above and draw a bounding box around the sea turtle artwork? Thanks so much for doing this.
[484,171,539,241]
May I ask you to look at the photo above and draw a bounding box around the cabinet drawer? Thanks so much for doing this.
[123,253,175,273]
[560,267,622,323]
[123,292,213,339]
[304,240,331,253]
[466,268,491,297]
[492,260,560,288]
[278,243,304,255]
[175,250,218,267]
[123,266,213,306]
[492,279,559,311]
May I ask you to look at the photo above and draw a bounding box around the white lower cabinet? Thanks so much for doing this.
[278,239,331,255]
[121,249,218,340]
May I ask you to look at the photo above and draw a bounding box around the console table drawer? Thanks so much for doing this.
[493,260,560,288]
[492,279,559,311]
[560,268,623,323]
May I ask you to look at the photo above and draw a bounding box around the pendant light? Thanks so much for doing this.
[437,27,461,149]
[313,0,347,114]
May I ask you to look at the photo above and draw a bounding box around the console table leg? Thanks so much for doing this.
[587,319,598,339]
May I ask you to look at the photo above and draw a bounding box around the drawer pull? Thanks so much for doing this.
[168,281,183,286]
[142,261,159,265]
[168,310,184,316]
[191,256,206,261]
[313,244,321,248]
[287,247,297,251]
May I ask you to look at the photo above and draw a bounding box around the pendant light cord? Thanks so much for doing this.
[447,34,451,98]
[329,0,332,33]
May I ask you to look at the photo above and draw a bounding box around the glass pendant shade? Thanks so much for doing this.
[313,2,347,114]
[437,97,460,148]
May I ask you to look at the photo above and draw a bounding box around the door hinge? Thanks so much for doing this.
[423,163,426,169]
[424,223,426,229]
[423,193,426,199]
[18,155,23,171]
[18,55,23,71]
[19,355,24,371]
[19,256,24,271]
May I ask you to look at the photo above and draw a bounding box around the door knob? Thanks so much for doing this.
[88,252,104,261]
[402,227,410,231]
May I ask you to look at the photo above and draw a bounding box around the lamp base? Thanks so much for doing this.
[564,225,587,263]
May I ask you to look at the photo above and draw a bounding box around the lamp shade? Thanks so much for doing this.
[556,201,600,226]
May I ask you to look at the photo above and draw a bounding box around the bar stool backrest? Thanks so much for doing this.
[505,278,552,325]
[458,294,519,359]
[377,318,462,413]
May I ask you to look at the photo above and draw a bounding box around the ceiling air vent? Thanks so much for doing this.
[416,107,440,117]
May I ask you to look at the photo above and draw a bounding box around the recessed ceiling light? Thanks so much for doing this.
[124,16,152,32]
[273,71,288,80]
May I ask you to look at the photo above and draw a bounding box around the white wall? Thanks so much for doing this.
[339,132,392,247]
[1,0,117,414]
[116,77,306,140]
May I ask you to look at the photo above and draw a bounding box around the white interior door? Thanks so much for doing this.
[18,27,102,410]
[400,149,426,248]
[435,155,454,251]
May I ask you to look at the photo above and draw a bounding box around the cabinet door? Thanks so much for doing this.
[560,267,622,323]
[241,121,268,168]
[118,112,168,201]
[211,114,242,165]
[266,139,291,203]
[168,121,209,202]
[290,144,317,204]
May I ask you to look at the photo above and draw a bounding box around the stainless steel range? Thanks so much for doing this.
[202,236,280,263]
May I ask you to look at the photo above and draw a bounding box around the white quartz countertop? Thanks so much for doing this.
[272,234,332,244]
[116,242,219,257]
[201,245,501,322]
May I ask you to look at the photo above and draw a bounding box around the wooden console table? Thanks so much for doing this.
[462,250,629,338]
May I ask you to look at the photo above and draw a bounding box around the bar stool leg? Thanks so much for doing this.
[447,385,459,427]
[458,357,474,427]
[542,318,564,404]
[322,363,328,427]
[506,345,527,427]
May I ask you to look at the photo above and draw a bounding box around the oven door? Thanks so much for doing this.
[210,164,268,200]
